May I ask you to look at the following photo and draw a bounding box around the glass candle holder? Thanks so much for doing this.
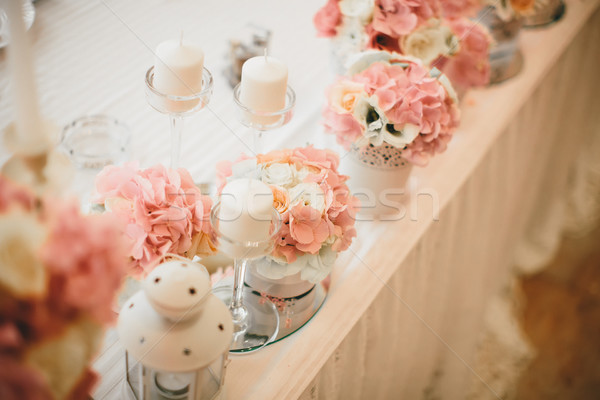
[60,115,131,210]
[232,84,295,153]
[210,201,282,353]
[145,66,213,168]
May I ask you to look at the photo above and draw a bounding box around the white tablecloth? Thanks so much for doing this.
[1,1,599,399]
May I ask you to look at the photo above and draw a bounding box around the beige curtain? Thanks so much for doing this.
[300,10,600,400]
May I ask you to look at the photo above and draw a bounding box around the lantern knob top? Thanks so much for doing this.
[143,258,211,321]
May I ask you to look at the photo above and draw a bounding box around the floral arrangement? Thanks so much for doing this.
[0,176,129,399]
[217,146,359,283]
[93,162,215,276]
[314,0,492,89]
[322,54,461,166]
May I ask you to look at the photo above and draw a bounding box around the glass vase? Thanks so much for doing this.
[522,0,566,28]
[479,6,524,84]
[244,258,328,342]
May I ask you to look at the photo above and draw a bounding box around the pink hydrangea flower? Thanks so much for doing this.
[438,18,492,89]
[288,204,333,254]
[323,59,461,166]
[41,201,130,324]
[372,0,438,37]
[0,357,53,400]
[0,176,34,213]
[313,0,490,92]
[440,0,481,18]
[272,213,301,263]
[313,0,342,37]
[0,176,130,400]
[290,146,341,172]
[322,107,364,148]
[0,322,23,350]
[94,163,215,275]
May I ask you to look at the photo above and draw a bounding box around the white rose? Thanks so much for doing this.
[0,211,48,297]
[400,21,457,65]
[261,162,296,187]
[289,182,326,214]
[339,0,374,20]
[300,246,338,283]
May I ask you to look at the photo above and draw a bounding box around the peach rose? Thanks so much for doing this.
[256,149,293,166]
[270,185,290,214]
[329,80,366,114]
[510,0,535,13]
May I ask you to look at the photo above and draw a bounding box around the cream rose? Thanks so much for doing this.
[261,162,296,187]
[270,185,291,214]
[289,182,326,214]
[400,21,458,65]
[0,212,48,297]
[329,80,366,115]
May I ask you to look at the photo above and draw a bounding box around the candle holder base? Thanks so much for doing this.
[212,286,279,353]
[244,263,329,344]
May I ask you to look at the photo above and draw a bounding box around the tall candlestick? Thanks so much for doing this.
[4,0,49,155]
[218,178,274,244]
[153,38,205,97]
[239,54,288,124]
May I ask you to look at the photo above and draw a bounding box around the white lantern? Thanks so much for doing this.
[118,259,233,399]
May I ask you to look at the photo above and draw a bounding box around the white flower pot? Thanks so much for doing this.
[340,144,413,218]
[245,260,328,340]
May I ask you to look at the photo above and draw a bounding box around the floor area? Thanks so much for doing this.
[516,224,600,399]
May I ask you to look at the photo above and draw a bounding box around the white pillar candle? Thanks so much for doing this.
[153,38,204,97]
[218,178,274,245]
[4,0,49,155]
[239,55,288,124]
